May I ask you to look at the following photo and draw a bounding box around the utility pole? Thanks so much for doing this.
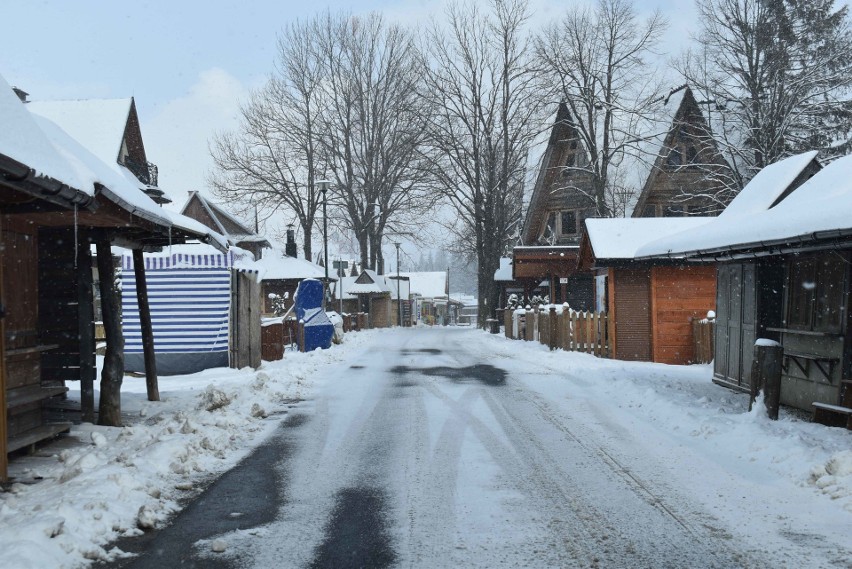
[394,242,402,327]
[318,180,330,305]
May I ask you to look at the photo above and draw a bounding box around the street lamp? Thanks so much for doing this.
[317,179,331,304]
[394,242,402,327]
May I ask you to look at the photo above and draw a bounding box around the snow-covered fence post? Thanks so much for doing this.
[549,306,558,350]
[524,306,534,342]
[504,306,513,338]
[750,340,783,420]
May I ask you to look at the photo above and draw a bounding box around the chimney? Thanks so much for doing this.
[285,224,297,258]
[12,87,29,103]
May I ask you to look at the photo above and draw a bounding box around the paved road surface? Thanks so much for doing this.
[108,328,763,568]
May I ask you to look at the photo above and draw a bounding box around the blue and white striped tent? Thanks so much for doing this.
[120,246,256,375]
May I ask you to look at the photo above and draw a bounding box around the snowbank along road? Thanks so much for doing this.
[109,328,845,568]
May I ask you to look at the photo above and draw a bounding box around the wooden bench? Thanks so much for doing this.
[6,384,72,453]
[812,402,852,429]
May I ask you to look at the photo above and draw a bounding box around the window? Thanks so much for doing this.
[666,148,682,167]
[642,205,657,217]
[560,211,577,235]
[787,253,845,333]
[687,146,698,163]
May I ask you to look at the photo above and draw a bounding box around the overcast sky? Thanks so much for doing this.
[0,0,837,263]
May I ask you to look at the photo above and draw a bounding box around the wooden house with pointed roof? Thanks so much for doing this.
[513,103,596,309]
[181,191,270,260]
[631,85,732,218]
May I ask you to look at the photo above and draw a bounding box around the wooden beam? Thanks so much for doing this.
[0,243,8,481]
[96,239,124,426]
[132,249,159,402]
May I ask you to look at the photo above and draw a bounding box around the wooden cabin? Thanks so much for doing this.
[0,79,224,481]
[635,152,852,416]
[513,85,730,309]
[513,102,596,307]
[631,85,733,218]
[348,270,392,328]
[180,191,270,260]
[637,152,821,392]
[580,218,717,364]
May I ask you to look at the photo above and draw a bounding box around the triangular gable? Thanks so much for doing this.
[521,103,595,245]
[631,85,730,217]
[180,191,258,239]
[355,270,377,285]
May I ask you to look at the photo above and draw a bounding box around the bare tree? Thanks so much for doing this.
[422,0,543,327]
[316,12,434,273]
[682,0,852,184]
[536,0,667,217]
[209,21,326,260]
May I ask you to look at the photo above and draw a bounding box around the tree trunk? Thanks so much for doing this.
[96,239,124,427]
[302,219,313,261]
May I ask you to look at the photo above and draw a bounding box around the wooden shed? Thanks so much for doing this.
[580,218,717,364]
[634,152,852,416]
[0,78,222,480]
[348,270,392,328]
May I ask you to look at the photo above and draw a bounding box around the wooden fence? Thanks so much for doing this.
[691,318,715,364]
[504,306,609,358]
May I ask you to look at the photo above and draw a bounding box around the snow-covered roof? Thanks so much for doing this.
[333,276,359,300]
[347,269,391,294]
[717,151,819,219]
[0,73,96,194]
[385,276,411,300]
[30,112,226,249]
[494,257,513,282]
[390,271,447,298]
[26,98,131,168]
[637,153,852,257]
[586,217,713,260]
[255,249,331,281]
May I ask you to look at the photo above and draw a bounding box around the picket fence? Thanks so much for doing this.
[504,305,609,357]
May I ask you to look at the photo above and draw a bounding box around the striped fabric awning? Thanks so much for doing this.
[121,251,233,356]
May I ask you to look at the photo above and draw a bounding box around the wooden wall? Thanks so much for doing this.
[2,219,39,389]
[651,265,717,365]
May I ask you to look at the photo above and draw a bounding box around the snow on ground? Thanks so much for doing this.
[468,332,852,562]
[2,328,851,568]
[0,331,379,569]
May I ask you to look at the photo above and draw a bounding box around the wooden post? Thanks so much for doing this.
[96,239,124,426]
[593,312,601,357]
[0,245,7,481]
[749,341,783,420]
[132,249,159,402]
[549,306,558,350]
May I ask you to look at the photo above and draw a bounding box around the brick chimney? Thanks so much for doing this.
[285,225,297,258]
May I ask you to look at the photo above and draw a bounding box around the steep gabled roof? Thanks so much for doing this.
[521,103,591,244]
[27,98,134,169]
[180,191,270,247]
[629,85,728,217]
[637,153,848,259]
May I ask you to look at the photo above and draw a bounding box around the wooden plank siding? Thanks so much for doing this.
[651,266,717,364]
[613,268,652,361]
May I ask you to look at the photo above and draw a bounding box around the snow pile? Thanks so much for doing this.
[0,331,377,569]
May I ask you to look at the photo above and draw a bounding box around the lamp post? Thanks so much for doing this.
[317,179,331,304]
[394,242,402,327]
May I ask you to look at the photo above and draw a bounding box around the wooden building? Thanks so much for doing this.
[512,85,729,309]
[180,191,270,260]
[631,85,732,218]
[635,152,852,416]
[580,218,717,364]
[0,78,221,480]
[348,270,392,328]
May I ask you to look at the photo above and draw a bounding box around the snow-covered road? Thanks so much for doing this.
[8,327,848,568]
[181,327,851,569]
